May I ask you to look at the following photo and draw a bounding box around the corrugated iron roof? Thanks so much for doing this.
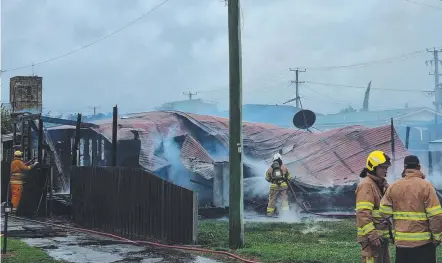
[316,107,440,126]
[49,111,409,188]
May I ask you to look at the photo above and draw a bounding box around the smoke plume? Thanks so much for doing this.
[163,125,191,188]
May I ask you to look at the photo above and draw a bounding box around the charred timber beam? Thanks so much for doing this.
[12,123,17,145]
[91,135,98,166]
[405,126,411,149]
[72,114,82,166]
[20,121,25,153]
[29,120,39,133]
[111,105,118,167]
[97,137,102,165]
[27,120,33,159]
[10,113,42,123]
[41,116,99,128]
[37,119,43,164]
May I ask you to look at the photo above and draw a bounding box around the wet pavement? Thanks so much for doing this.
[1,215,224,263]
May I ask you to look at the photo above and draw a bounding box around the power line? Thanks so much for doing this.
[302,48,434,71]
[195,71,288,93]
[301,85,412,109]
[304,80,429,93]
[0,0,171,74]
[402,0,442,11]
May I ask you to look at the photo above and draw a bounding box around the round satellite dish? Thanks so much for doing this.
[293,109,316,129]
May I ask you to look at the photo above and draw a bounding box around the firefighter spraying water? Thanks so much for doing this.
[265,153,292,217]
[9,150,38,212]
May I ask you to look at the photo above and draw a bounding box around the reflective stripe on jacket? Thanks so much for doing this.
[355,174,390,243]
[10,158,31,184]
[379,169,442,248]
[265,165,292,190]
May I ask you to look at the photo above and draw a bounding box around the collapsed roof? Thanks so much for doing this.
[49,111,409,189]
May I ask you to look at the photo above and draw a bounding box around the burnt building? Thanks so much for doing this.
[9,76,43,113]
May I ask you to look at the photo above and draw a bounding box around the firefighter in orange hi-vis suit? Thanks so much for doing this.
[9,150,38,212]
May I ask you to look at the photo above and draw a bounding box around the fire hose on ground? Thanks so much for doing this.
[9,215,261,263]
[286,181,356,218]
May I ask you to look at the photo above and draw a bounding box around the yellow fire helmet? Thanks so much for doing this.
[14,150,23,157]
[366,150,391,172]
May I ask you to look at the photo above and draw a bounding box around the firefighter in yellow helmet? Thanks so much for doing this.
[356,150,392,263]
[10,150,38,212]
[265,153,292,216]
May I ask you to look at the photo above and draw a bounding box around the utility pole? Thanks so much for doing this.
[183,91,197,100]
[289,68,306,108]
[426,48,442,112]
[228,0,244,249]
[89,106,100,116]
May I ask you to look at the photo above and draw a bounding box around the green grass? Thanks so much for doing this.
[198,219,442,263]
[0,237,63,263]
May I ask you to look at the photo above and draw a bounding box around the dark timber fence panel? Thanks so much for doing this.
[70,166,197,244]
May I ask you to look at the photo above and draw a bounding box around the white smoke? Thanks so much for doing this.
[386,162,406,185]
[243,156,270,199]
[163,124,191,188]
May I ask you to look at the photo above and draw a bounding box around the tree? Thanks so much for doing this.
[1,104,13,134]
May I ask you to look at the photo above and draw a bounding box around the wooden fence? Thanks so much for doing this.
[70,166,198,244]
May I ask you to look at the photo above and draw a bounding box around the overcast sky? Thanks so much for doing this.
[1,0,441,115]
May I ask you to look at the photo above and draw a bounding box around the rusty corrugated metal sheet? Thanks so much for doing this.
[180,135,215,179]
[49,111,409,188]
[282,125,408,188]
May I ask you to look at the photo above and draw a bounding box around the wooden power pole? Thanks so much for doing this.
[289,68,306,108]
[183,92,197,100]
[228,0,244,249]
[426,48,442,112]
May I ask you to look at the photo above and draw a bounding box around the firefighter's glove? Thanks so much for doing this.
[368,232,382,248]
[370,237,382,248]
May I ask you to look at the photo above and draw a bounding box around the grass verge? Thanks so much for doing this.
[0,237,62,263]
[198,219,442,263]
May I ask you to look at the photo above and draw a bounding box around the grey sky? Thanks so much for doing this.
[1,0,441,115]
